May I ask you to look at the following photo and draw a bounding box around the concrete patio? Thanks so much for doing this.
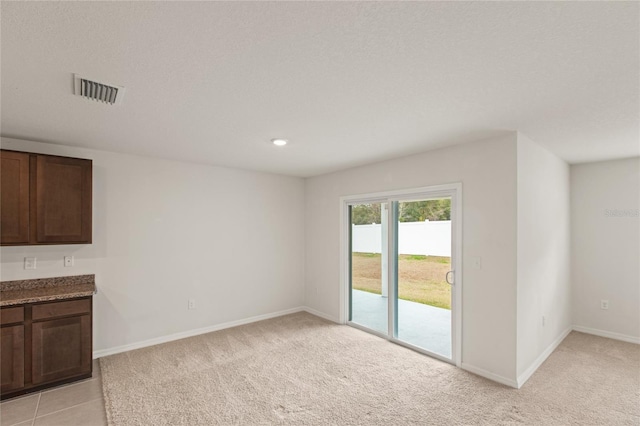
[350,289,452,359]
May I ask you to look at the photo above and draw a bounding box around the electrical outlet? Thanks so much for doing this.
[24,257,36,270]
[188,299,196,310]
[542,316,546,326]
[64,256,74,267]
[601,300,609,310]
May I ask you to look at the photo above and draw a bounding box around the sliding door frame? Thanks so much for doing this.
[339,183,463,367]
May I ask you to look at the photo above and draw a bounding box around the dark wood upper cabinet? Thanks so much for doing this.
[36,155,92,244]
[0,151,30,244]
[0,150,92,245]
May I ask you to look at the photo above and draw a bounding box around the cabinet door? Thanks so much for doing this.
[1,325,25,393]
[32,315,91,385]
[0,151,30,244]
[36,155,92,243]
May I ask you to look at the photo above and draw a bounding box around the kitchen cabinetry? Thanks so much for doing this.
[0,297,93,400]
[1,306,26,395]
[0,151,30,244]
[0,150,92,246]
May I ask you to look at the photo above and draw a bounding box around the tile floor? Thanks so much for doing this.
[0,360,106,426]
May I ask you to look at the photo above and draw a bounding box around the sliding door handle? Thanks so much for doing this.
[446,271,454,285]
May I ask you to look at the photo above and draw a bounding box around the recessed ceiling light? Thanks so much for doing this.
[271,138,288,147]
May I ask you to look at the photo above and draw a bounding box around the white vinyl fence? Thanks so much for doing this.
[352,220,451,257]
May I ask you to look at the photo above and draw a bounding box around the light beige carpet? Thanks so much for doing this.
[100,312,640,425]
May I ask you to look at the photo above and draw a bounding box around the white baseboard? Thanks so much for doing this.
[516,326,572,389]
[93,306,306,359]
[302,306,339,323]
[460,363,518,389]
[572,325,640,344]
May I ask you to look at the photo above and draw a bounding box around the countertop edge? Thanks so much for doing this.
[0,283,97,307]
[0,291,96,307]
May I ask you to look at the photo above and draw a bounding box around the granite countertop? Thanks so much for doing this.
[0,274,96,307]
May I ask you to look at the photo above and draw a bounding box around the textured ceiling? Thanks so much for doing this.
[1,1,638,177]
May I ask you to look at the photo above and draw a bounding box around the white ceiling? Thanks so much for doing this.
[1,1,638,177]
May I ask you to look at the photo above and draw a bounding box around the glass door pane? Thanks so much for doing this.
[349,202,388,335]
[394,198,453,359]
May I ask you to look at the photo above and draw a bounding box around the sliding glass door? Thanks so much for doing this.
[349,202,388,335]
[393,198,453,359]
[345,185,460,364]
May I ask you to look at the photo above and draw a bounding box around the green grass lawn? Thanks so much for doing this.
[351,252,451,310]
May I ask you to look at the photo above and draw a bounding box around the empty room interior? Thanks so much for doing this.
[0,2,638,425]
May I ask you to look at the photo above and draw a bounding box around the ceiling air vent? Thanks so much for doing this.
[73,74,125,105]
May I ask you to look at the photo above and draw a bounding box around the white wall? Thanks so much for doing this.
[571,157,640,342]
[0,137,306,354]
[516,134,571,382]
[305,133,519,383]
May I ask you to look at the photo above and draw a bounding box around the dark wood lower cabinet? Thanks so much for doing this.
[0,297,92,400]
[1,325,25,393]
[32,315,91,385]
